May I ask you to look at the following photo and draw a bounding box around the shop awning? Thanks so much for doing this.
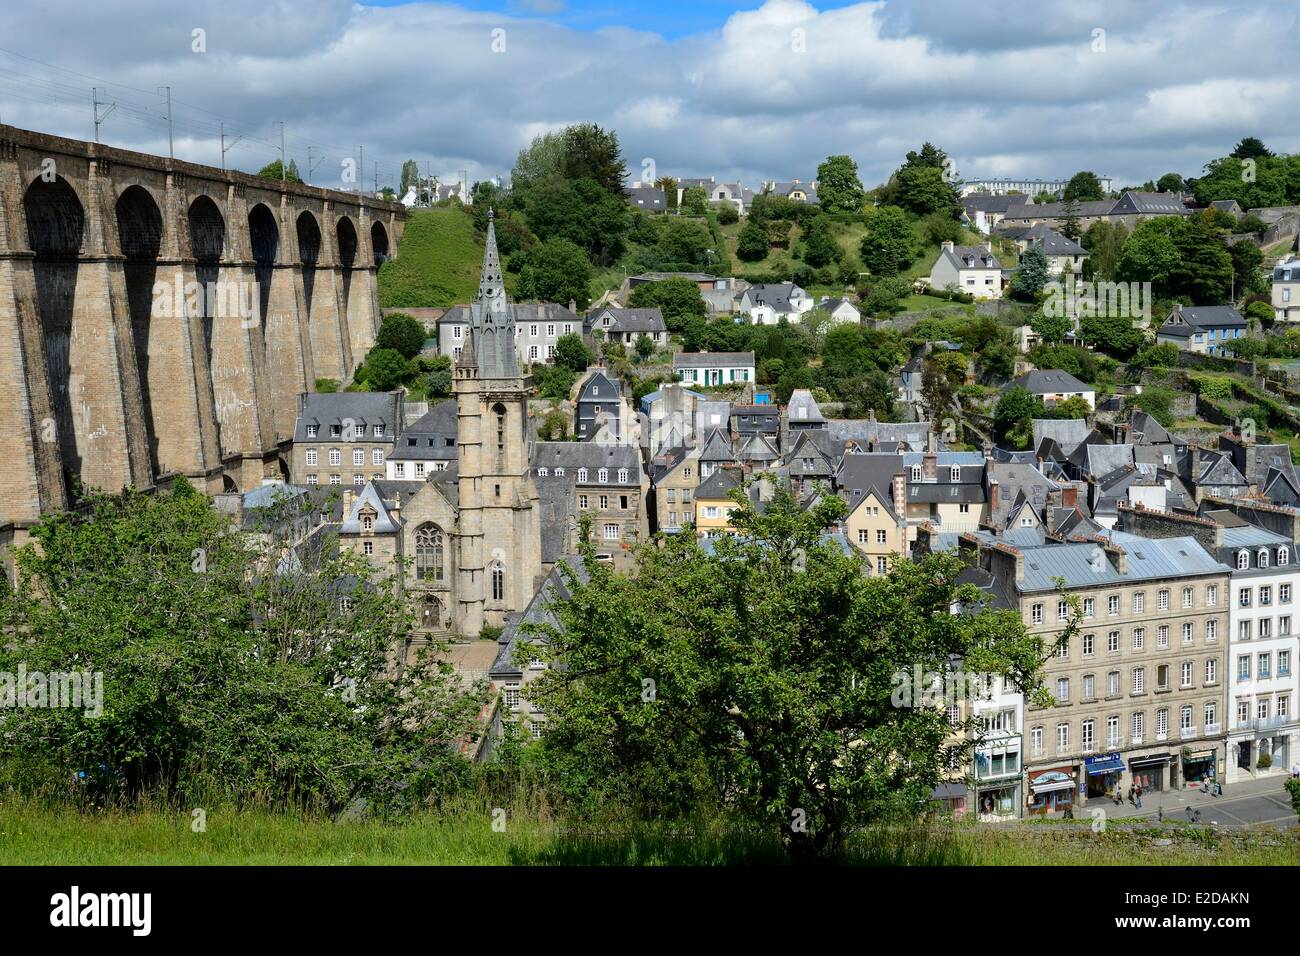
[1085,755,1125,775]
[930,782,967,800]
[1128,753,1171,767]
[1182,750,1215,761]
[1030,778,1075,794]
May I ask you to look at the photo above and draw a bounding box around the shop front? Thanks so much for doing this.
[974,735,1022,820]
[1084,751,1124,800]
[1181,747,1217,787]
[929,781,968,819]
[1127,752,1171,792]
[1026,768,1077,817]
[975,781,1021,821]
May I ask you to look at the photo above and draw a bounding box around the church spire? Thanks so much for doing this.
[468,208,518,380]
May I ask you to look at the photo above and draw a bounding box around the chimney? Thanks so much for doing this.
[569,298,576,313]
[988,479,1000,515]
[391,491,401,523]
[342,487,355,516]
[892,473,907,518]
[1105,542,1128,575]
[941,240,955,252]
[923,448,938,482]
[1061,486,1078,509]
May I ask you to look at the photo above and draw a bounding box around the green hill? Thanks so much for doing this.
[378,206,514,308]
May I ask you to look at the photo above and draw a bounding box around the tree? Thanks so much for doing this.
[1079,312,1144,360]
[1030,309,1072,344]
[516,238,593,310]
[1229,240,1265,297]
[859,206,915,276]
[554,333,593,373]
[375,312,427,358]
[511,130,566,195]
[560,123,628,196]
[634,334,656,362]
[1165,216,1235,305]
[1082,221,1128,282]
[1156,172,1185,194]
[537,403,571,441]
[1047,395,1093,421]
[656,176,679,211]
[1011,246,1051,301]
[801,216,840,268]
[921,351,967,416]
[681,186,708,216]
[861,276,910,316]
[653,217,713,269]
[736,220,770,262]
[533,362,578,400]
[1286,777,1300,821]
[715,203,739,225]
[1231,137,1272,160]
[994,387,1044,449]
[1117,218,1180,293]
[523,177,628,265]
[423,354,453,398]
[525,488,1055,859]
[401,159,421,196]
[815,154,866,214]
[0,480,482,806]
[358,347,410,391]
[1063,171,1105,202]
[896,165,959,217]
[256,159,303,184]
[627,277,707,332]
[1059,197,1082,241]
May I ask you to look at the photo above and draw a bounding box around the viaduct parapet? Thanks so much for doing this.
[0,124,404,534]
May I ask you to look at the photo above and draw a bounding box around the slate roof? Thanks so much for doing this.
[341,483,400,534]
[988,461,1060,528]
[1129,411,1174,446]
[826,419,931,452]
[626,186,666,210]
[1006,530,1229,593]
[941,244,1001,271]
[1010,369,1091,395]
[699,427,736,464]
[673,351,755,369]
[786,389,826,425]
[294,392,401,442]
[1031,419,1092,457]
[745,283,806,314]
[838,453,904,521]
[490,559,589,680]
[1159,304,1247,337]
[533,442,642,482]
[696,466,742,500]
[390,399,458,461]
[437,301,580,326]
[586,307,666,335]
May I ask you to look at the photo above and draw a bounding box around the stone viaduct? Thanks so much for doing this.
[0,123,405,539]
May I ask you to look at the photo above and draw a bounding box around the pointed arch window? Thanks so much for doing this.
[491,563,505,602]
[415,524,445,581]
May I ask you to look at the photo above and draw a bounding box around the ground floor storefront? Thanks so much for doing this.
[975,779,1022,821]
[1227,728,1296,783]
[1026,767,1078,817]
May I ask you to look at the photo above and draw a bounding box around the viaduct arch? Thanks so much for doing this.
[0,123,404,537]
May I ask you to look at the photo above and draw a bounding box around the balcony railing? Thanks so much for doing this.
[1204,722,1221,736]
[1130,735,1143,745]
[1234,715,1294,733]
[1180,726,1197,739]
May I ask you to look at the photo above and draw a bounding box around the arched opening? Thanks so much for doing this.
[221,473,240,493]
[296,210,321,318]
[336,216,357,316]
[115,185,164,475]
[370,221,389,266]
[188,196,226,449]
[248,203,279,331]
[415,523,445,581]
[490,562,505,603]
[24,176,85,497]
[421,594,442,631]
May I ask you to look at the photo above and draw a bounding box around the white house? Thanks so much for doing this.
[673,351,755,387]
[736,283,814,325]
[1008,369,1095,410]
[928,240,1003,299]
[1273,256,1300,324]
[820,296,861,324]
[585,307,668,349]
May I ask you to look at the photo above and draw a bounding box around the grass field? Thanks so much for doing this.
[2,803,1295,865]
[377,207,510,309]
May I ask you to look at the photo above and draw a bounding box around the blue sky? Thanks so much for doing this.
[0,1,1296,192]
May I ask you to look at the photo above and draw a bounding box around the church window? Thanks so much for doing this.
[491,564,505,601]
[415,525,445,581]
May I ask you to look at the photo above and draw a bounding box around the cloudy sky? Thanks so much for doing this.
[0,0,1296,193]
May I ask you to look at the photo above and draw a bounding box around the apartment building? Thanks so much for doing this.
[1119,500,1300,783]
[291,392,401,487]
[959,528,1231,815]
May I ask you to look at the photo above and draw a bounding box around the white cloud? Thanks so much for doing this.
[0,0,1294,191]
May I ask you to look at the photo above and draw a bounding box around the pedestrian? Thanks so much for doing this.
[1134,783,1142,809]
[1202,772,1210,794]
[1291,761,1300,779]
[1127,785,1135,805]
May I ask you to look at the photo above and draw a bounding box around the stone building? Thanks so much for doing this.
[290,392,400,486]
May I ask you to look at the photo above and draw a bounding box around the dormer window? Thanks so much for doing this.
[598,468,608,483]
[1237,550,1250,570]
[618,468,629,483]
[950,465,960,481]
[578,468,588,482]
[911,465,922,482]
[555,467,564,477]
[1279,548,1290,567]
[537,467,548,477]
[1259,548,1270,569]
[362,514,373,531]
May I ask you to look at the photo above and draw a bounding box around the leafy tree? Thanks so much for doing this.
[1012,246,1051,301]
[1047,395,1093,421]
[511,130,566,195]
[681,186,708,216]
[554,332,593,373]
[978,342,1016,382]
[715,203,739,225]
[533,362,578,401]
[896,165,959,217]
[1286,777,1300,821]
[423,354,453,398]
[537,403,571,440]
[559,123,628,196]
[861,276,910,316]
[1030,309,1072,344]
[1156,172,1185,194]
[375,312,427,358]
[1079,312,1144,360]
[1117,218,1180,292]
[1059,197,1082,240]
[515,238,593,310]
[634,334,656,362]
[653,217,713,269]
[923,211,963,246]
[627,277,706,332]
[401,159,421,196]
[1244,299,1274,330]
[655,176,679,211]
[1229,240,1265,297]
[0,480,482,806]
[921,351,967,415]
[994,386,1044,448]
[859,206,915,276]
[315,378,339,393]
[358,347,411,391]
[1128,385,1177,427]
[801,216,839,268]
[1063,171,1105,202]
[815,154,866,214]
[1165,216,1235,305]
[523,177,628,265]
[257,159,303,184]
[1082,221,1128,282]
[1231,137,1272,160]
[525,488,1055,859]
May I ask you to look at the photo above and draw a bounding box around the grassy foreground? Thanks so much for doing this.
[1,803,1297,865]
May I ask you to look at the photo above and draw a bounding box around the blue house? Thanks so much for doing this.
[1155,304,1247,356]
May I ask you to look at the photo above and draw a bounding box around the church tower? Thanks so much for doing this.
[454,211,542,635]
